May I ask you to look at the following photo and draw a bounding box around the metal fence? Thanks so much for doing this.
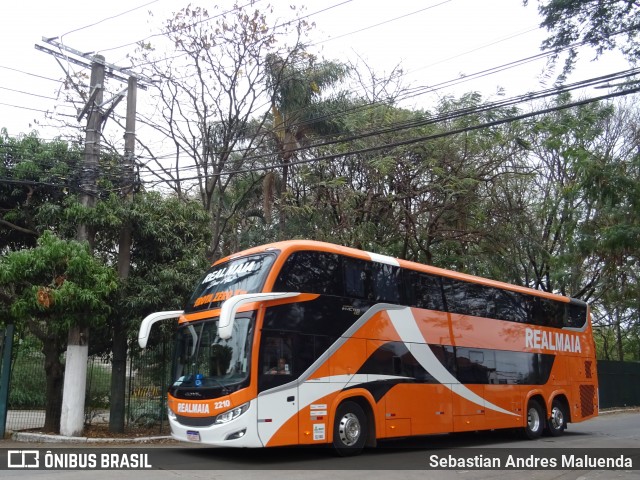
[6,333,173,435]
[597,360,640,409]
[6,336,639,434]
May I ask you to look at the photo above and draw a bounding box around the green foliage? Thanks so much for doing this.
[117,192,211,317]
[0,231,118,332]
[528,0,640,75]
[0,131,83,250]
[8,351,47,409]
[85,362,112,410]
[9,340,113,410]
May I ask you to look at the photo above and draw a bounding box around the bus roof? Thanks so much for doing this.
[213,240,585,307]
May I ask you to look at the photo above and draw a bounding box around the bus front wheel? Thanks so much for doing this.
[523,399,544,439]
[546,399,567,436]
[333,401,367,456]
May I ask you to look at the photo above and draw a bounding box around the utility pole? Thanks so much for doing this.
[36,39,150,437]
[59,55,104,437]
[110,76,137,433]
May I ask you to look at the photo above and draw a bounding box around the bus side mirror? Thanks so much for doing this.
[218,292,300,340]
[138,310,184,348]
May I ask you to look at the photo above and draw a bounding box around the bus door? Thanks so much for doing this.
[256,334,299,446]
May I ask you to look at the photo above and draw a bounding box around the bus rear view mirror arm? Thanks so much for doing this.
[138,310,184,348]
[218,292,300,340]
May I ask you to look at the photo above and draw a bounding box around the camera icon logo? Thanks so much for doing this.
[7,450,40,468]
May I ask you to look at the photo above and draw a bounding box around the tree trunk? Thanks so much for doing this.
[42,340,64,433]
[615,310,624,361]
[109,321,127,433]
[59,325,89,436]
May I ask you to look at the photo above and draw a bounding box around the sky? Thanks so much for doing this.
[0,0,631,141]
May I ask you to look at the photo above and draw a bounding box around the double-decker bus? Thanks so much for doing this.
[138,240,598,455]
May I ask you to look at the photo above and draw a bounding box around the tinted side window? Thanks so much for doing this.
[529,297,564,328]
[258,334,295,391]
[273,252,342,295]
[258,332,334,393]
[566,303,587,328]
[343,257,370,299]
[494,290,529,323]
[456,347,496,384]
[441,277,575,330]
[494,350,534,384]
[371,263,401,303]
[406,271,445,311]
[443,279,497,318]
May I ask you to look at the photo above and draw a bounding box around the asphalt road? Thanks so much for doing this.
[1,409,639,480]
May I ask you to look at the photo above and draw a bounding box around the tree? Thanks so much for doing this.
[0,232,117,432]
[526,0,640,74]
[576,99,640,360]
[264,52,348,234]
[0,130,82,251]
[131,4,317,258]
[87,191,212,433]
[1,131,212,432]
[274,92,529,267]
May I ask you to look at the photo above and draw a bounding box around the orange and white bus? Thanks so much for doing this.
[138,240,598,455]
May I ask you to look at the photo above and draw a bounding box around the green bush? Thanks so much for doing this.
[9,352,112,411]
[86,362,111,409]
[8,354,46,409]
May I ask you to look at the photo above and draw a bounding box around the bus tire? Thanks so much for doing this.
[547,398,567,436]
[333,401,367,456]
[523,399,544,439]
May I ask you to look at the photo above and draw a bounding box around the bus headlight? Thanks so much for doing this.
[214,402,249,424]
[168,406,177,420]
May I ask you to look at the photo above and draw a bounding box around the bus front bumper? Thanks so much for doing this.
[168,399,262,447]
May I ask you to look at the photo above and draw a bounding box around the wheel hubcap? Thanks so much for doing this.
[338,412,361,446]
[550,406,564,430]
[528,407,541,432]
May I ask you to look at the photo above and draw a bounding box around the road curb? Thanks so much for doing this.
[599,407,640,415]
[12,431,173,444]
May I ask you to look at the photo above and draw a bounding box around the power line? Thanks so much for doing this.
[96,0,270,55]
[59,0,161,41]
[0,102,54,114]
[135,55,638,169]
[130,44,558,163]
[0,178,69,188]
[126,0,355,69]
[0,65,61,83]
[39,0,558,146]
[132,72,640,186]
[0,86,58,100]
[6,82,637,193]
[291,40,584,135]
[158,85,640,183]
[405,26,540,76]
[311,0,452,46]
[144,35,593,162]
[139,25,562,162]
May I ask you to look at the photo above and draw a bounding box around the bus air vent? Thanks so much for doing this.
[579,384,595,417]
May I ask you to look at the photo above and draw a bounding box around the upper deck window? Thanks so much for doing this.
[274,251,342,296]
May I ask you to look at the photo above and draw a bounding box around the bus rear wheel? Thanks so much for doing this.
[523,399,544,439]
[333,401,367,456]
[546,399,567,436]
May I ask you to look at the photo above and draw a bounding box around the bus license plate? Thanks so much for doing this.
[187,430,201,442]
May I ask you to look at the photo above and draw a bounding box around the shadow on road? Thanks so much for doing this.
[169,428,595,469]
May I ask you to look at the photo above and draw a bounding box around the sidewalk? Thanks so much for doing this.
[5,409,173,444]
[10,431,173,444]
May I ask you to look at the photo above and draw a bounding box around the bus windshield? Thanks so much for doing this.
[185,253,276,313]
[171,314,254,395]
